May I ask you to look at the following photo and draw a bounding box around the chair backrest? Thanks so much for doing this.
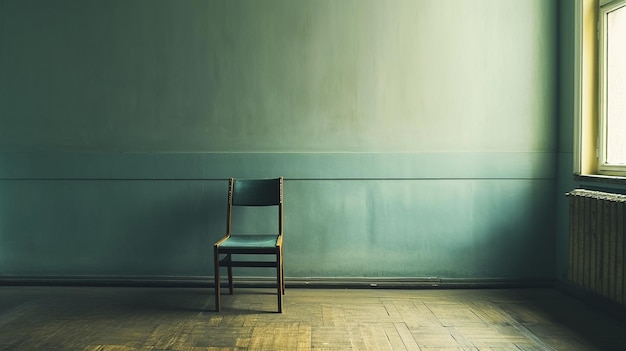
[227,177,283,237]
[230,178,283,206]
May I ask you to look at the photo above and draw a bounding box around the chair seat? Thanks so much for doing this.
[220,235,278,248]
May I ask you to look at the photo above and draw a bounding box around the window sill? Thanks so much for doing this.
[574,173,626,186]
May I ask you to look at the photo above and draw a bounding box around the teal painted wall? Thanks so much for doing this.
[0,0,558,280]
[556,0,577,283]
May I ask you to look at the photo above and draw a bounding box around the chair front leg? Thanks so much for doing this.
[277,250,283,313]
[214,246,221,312]
[280,248,285,295]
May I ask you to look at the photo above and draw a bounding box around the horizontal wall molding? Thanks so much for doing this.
[0,275,554,289]
[0,151,557,180]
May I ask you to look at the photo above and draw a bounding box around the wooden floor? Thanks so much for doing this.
[0,286,625,350]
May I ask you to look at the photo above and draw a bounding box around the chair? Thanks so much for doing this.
[213,177,284,312]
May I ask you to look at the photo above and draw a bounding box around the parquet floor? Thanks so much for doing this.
[0,286,625,350]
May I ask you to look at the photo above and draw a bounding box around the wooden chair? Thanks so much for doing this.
[213,177,284,312]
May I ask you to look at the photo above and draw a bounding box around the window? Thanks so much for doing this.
[575,0,626,177]
[599,0,626,175]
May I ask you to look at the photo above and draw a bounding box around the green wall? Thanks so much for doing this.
[0,0,558,281]
[556,0,577,283]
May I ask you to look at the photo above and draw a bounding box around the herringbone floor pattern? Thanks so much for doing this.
[0,286,625,350]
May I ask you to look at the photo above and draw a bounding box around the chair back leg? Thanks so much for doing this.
[228,264,234,294]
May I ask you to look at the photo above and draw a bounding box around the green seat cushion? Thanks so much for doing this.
[220,235,278,248]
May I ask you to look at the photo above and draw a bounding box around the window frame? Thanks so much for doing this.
[575,0,626,178]
[598,0,626,176]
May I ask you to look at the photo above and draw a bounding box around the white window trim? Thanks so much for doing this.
[573,0,597,176]
[598,0,626,176]
[574,0,626,178]
[573,0,583,175]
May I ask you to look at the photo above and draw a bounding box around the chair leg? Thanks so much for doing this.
[281,249,285,295]
[214,246,221,312]
[277,251,283,313]
[228,262,234,295]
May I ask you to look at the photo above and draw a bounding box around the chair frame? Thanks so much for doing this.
[213,177,284,312]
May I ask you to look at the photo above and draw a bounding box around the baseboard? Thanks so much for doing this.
[0,275,212,288]
[0,275,554,289]
[288,277,555,289]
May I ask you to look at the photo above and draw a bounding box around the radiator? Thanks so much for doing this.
[567,189,626,306]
